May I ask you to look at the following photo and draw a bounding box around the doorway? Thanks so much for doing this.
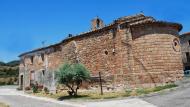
[20,75,23,90]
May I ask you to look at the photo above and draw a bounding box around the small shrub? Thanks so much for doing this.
[32,82,38,93]
[32,85,38,93]
[0,81,6,85]
[125,90,132,96]
[14,77,18,83]
[6,78,13,85]
[16,87,22,91]
[44,87,49,94]
[25,86,31,91]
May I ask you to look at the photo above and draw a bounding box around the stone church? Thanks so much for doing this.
[19,14,183,91]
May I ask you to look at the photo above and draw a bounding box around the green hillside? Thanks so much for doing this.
[0,60,20,85]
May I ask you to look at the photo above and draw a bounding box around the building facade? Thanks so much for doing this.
[180,32,190,70]
[19,14,184,91]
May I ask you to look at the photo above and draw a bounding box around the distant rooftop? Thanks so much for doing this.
[181,32,190,36]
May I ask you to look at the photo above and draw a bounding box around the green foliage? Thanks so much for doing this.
[0,61,6,66]
[153,84,177,92]
[128,84,178,96]
[6,60,20,67]
[32,84,38,93]
[0,77,17,86]
[136,88,150,95]
[44,87,49,94]
[0,81,6,85]
[56,63,90,96]
[0,67,19,77]
[0,60,20,67]
[0,60,19,85]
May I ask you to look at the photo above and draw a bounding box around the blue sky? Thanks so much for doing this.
[0,0,189,62]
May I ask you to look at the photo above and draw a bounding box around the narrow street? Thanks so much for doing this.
[143,78,190,107]
[0,95,65,107]
[0,86,79,107]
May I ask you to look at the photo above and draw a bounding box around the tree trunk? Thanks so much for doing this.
[74,85,79,96]
[66,84,75,96]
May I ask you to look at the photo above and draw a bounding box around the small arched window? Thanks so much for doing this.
[105,50,108,55]
[173,38,180,52]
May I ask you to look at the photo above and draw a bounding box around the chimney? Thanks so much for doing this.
[91,16,104,30]
[68,34,73,38]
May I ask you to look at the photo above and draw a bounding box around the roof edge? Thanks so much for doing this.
[130,21,183,31]
[19,23,117,57]
[181,32,190,36]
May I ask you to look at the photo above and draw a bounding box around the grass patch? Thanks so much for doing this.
[0,102,9,107]
[32,91,129,100]
[77,91,130,100]
[153,84,177,92]
[136,88,151,95]
[30,84,177,101]
[134,84,177,95]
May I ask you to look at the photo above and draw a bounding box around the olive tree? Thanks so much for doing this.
[56,63,90,96]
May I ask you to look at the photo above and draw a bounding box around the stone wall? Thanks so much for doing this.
[129,24,183,88]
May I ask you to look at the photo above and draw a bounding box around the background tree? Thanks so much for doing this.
[0,60,19,85]
[56,63,90,96]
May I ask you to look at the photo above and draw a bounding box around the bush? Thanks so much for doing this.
[56,63,90,96]
[125,90,132,96]
[32,82,38,93]
[6,78,13,85]
[0,81,6,85]
[25,87,31,91]
[32,85,38,93]
[44,87,49,94]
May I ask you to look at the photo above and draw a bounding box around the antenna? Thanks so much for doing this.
[42,40,46,47]
[140,11,144,15]
[96,14,99,19]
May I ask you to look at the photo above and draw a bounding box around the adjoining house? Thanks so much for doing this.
[180,32,190,70]
[19,13,184,91]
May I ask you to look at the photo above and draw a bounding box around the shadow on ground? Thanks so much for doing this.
[57,95,89,101]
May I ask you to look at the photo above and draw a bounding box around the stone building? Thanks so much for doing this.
[180,32,190,70]
[19,14,184,91]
